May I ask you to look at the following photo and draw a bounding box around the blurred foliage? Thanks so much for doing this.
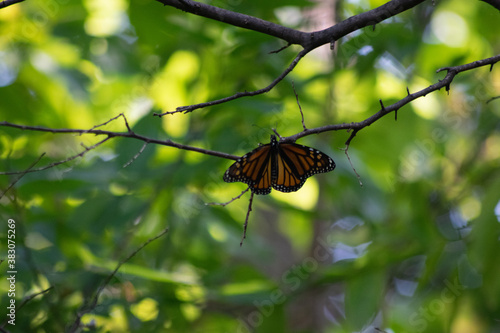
[0,0,500,332]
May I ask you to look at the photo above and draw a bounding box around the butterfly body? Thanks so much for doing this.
[224,135,335,195]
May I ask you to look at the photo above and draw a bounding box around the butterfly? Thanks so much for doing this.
[223,135,335,195]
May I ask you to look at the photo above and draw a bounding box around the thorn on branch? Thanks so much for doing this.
[379,99,386,111]
[406,87,411,96]
[490,63,495,72]
[436,66,451,74]
[395,109,398,121]
[153,108,185,117]
[330,40,335,51]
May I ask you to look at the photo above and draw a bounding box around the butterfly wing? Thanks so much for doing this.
[272,142,335,193]
[273,150,307,192]
[223,144,273,195]
[224,136,335,195]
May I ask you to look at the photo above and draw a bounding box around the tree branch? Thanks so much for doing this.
[284,53,500,143]
[2,54,498,176]
[156,0,426,48]
[154,0,427,114]
[0,120,239,175]
[154,47,312,116]
[0,0,25,9]
[156,0,308,45]
[311,0,426,48]
[480,0,500,11]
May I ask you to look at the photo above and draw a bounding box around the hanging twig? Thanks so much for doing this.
[68,227,170,333]
[343,130,363,187]
[240,192,255,247]
[292,82,307,132]
[0,287,53,330]
[123,142,148,168]
[0,153,45,199]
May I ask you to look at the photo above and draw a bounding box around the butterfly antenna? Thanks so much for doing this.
[240,191,255,246]
[271,128,282,139]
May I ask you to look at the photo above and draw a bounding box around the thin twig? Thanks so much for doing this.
[2,54,499,177]
[343,130,363,187]
[0,287,53,330]
[153,0,426,115]
[17,287,54,312]
[0,137,111,176]
[85,113,131,133]
[68,227,170,333]
[0,120,240,172]
[292,82,307,131]
[486,95,500,104]
[123,142,148,168]
[284,53,500,143]
[0,153,46,199]
[240,192,255,247]
[206,187,250,207]
[153,47,312,116]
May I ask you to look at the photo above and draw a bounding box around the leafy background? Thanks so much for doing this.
[1,0,500,332]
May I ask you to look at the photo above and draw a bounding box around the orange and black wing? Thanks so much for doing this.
[272,143,335,193]
[223,144,274,195]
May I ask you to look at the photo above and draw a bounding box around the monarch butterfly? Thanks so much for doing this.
[223,135,335,195]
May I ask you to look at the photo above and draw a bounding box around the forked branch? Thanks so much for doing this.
[154,0,426,114]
